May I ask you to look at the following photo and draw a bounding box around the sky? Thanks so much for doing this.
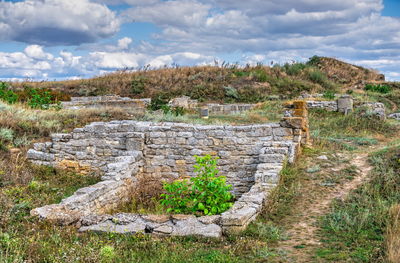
[0,0,399,81]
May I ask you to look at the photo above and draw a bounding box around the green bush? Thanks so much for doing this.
[160,155,233,215]
[307,55,321,66]
[148,95,170,111]
[27,88,52,109]
[0,82,18,104]
[364,84,391,94]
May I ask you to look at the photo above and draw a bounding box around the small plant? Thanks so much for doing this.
[171,106,185,116]
[224,86,239,100]
[365,84,391,94]
[100,245,116,262]
[131,76,146,95]
[322,90,336,100]
[160,155,233,215]
[0,128,14,142]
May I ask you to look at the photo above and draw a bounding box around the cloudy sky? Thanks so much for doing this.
[0,0,399,81]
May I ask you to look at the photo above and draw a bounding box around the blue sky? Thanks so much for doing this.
[0,0,399,81]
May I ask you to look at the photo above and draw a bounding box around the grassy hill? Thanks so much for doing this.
[8,56,393,103]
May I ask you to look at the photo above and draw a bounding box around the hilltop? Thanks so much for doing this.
[9,56,397,103]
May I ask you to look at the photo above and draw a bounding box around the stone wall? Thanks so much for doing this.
[28,101,309,237]
[61,96,151,111]
[306,100,338,111]
[305,96,386,119]
[206,103,256,115]
[168,96,256,115]
[28,121,302,197]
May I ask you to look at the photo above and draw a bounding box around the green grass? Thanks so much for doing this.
[309,109,396,150]
[315,146,400,262]
[0,151,304,262]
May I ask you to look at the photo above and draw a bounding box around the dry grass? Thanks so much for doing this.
[7,57,388,105]
[10,64,324,102]
[386,204,400,263]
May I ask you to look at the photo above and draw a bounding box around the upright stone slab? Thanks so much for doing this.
[337,95,353,114]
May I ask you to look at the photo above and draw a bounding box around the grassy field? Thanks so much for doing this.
[0,98,398,262]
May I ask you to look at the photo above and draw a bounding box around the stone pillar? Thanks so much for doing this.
[337,95,353,114]
[280,100,311,147]
[200,107,209,119]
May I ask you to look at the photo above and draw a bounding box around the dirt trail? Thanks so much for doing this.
[275,146,380,263]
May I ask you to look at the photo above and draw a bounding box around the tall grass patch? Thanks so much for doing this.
[316,146,400,262]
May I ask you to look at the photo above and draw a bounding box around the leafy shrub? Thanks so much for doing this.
[160,155,233,215]
[365,84,391,94]
[148,95,170,111]
[0,82,18,104]
[27,88,52,109]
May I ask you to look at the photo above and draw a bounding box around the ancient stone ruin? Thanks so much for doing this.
[169,96,257,115]
[27,102,309,238]
[303,94,387,119]
[61,96,151,111]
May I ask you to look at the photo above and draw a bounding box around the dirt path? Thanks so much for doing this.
[275,146,379,263]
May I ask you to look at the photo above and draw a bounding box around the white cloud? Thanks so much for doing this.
[0,0,119,46]
[24,45,54,60]
[0,0,399,80]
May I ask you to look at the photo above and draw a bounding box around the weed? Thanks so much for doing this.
[245,221,287,243]
[365,84,391,94]
[322,90,336,100]
[100,245,116,262]
[0,128,14,142]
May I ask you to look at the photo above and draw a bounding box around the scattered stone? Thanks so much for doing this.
[388,113,400,120]
[317,155,328,160]
[306,165,321,173]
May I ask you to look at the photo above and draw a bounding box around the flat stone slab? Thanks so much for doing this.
[78,213,222,238]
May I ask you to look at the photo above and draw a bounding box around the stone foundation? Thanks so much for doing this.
[28,102,309,238]
[61,96,151,111]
